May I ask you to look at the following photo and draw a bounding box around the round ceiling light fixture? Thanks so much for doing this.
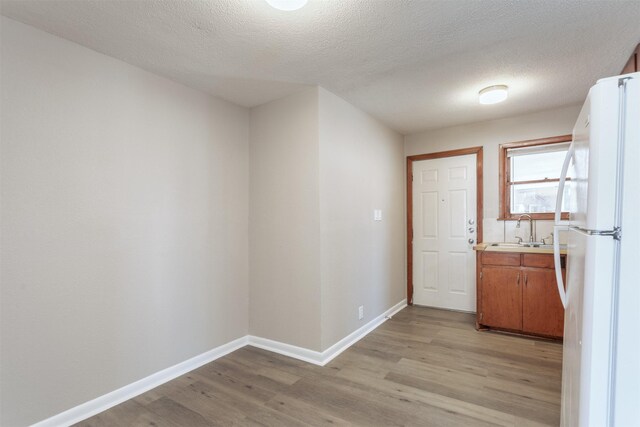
[265,0,308,11]
[478,85,508,105]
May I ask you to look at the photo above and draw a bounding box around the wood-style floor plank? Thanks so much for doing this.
[76,306,563,427]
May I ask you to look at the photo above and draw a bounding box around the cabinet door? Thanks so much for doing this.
[480,267,522,330]
[522,268,565,337]
[621,44,639,74]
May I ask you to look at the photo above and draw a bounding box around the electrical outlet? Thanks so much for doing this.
[358,305,364,320]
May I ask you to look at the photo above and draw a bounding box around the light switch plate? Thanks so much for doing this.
[374,209,382,221]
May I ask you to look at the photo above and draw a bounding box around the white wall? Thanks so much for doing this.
[249,87,322,351]
[405,105,582,243]
[0,17,250,426]
[318,88,405,350]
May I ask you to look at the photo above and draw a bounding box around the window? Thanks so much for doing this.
[499,135,572,220]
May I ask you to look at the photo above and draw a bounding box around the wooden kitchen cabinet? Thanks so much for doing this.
[480,267,522,331]
[477,251,565,338]
[522,268,565,337]
[621,44,639,74]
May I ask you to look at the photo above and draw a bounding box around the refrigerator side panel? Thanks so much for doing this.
[570,100,589,228]
[611,75,640,425]
[561,229,586,427]
[579,233,616,427]
[582,78,621,231]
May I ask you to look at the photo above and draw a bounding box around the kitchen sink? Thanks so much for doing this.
[520,242,548,248]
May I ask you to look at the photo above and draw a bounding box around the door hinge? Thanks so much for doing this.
[480,271,483,280]
[480,312,483,321]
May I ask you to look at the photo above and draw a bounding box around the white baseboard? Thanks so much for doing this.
[31,336,249,427]
[319,298,407,365]
[247,299,407,366]
[247,335,325,365]
[32,299,407,426]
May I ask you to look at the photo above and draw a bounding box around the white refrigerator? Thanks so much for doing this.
[554,72,639,427]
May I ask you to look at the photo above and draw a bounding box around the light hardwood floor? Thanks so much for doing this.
[76,307,563,426]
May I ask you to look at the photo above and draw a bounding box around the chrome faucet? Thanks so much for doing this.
[516,214,535,243]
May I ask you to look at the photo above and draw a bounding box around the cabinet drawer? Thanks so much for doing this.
[482,252,521,266]
[522,254,555,269]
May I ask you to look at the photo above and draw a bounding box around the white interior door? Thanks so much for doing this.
[412,154,477,311]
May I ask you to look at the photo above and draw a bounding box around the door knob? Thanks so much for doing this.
[468,238,474,244]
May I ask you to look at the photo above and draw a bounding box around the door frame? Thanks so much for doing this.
[406,146,484,305]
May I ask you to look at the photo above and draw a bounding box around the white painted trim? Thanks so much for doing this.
[247,335,325,365]
[247,299,407,366]
[31,336,249,427]
[31,299,408,426]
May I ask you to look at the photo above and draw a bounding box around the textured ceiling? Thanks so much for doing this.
[2,0,639,134]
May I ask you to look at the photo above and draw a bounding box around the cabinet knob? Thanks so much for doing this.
[468,238,475,244]
[468,227,475,233]
[468,219,475,225]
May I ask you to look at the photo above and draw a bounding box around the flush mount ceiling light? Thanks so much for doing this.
[265,0,308,11]
[478,85,509,105]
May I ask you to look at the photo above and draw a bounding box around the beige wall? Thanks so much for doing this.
[318,88,405,350]
[249,87,323,351]
[405,105,582,243]
[1,18,250,426]
[249,88,405,352]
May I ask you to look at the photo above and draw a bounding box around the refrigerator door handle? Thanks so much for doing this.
[571,226,621,239]
[555,141,574,225]
[554,141,573,309]
[553,225,568,309]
